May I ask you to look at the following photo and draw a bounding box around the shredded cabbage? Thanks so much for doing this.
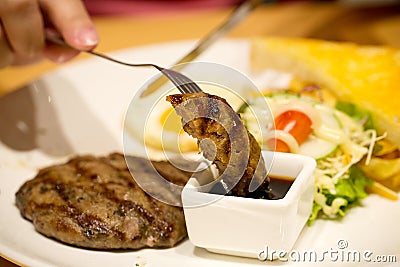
[308,109,376,224]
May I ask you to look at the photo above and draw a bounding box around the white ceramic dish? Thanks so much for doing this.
[182,151,316,259]
[0,39,399,267]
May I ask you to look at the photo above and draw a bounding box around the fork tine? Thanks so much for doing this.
[162,69,192,94]
[177,76,200,94]
[187,82,202,93]
[161,68,202,94]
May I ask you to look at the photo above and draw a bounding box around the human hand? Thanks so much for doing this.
[0,0,99,68]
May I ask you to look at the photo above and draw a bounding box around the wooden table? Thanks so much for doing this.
[1,2,400,266]
[1,1,400,96]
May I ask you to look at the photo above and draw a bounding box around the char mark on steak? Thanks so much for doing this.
[15,153,192,249]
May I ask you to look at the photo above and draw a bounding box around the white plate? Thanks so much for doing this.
[0,39,399,267]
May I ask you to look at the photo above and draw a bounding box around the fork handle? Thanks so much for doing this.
[45,34,161,70]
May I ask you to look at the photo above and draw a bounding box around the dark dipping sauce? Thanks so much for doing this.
[267,175,295,200]
[209,175,295,200]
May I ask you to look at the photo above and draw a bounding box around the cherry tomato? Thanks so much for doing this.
[272,110,312,152]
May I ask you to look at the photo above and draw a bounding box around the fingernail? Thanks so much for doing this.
[74,27,99,47]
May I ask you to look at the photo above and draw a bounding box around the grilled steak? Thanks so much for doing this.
[166,92,270,197]
[15,153,194,249]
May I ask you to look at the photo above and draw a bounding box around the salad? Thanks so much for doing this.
[238,90,387,225]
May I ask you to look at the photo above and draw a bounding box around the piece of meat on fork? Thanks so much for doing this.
[167,92,271,198]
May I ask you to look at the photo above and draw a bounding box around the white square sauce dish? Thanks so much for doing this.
[181,151,316,259]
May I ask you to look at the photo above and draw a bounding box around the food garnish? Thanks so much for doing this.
[239,91,383,224]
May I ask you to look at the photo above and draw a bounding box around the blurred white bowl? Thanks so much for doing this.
[181,151,316,259]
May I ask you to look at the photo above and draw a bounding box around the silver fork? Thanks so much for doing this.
[160,68,202,94]
[46,35,202,95]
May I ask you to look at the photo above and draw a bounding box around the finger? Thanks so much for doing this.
[0,24,13,68]
[0,0,44,59]
[41,28,79,63]
[39,0,99,51]
[43,43,80,64]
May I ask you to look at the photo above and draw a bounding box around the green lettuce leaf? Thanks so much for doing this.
[307,203,322,226]
[335,101,375,130]
[307,166,372,225]
[335,165,373,202]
